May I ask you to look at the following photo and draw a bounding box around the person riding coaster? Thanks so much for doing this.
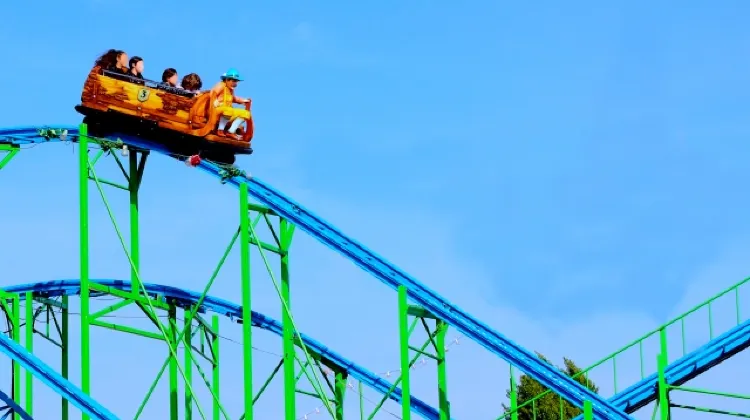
[210,68,252,140]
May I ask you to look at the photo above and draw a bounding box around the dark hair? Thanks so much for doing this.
[128,56,142,69]
[181,73,203,91]
[162,68,177,83]
[94,49,119,68]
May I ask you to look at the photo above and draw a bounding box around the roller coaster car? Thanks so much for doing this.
[75,67,254,165]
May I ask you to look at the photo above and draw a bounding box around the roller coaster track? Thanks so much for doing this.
[0,327,115,420]
[2,126,632,419]
[3,124,750,419]
[1,280,440,420]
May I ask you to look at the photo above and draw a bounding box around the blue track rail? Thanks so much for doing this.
[2,279,442,420]
[0,326,117,420]
[0,389,32,420]
[571,317,750,418]
[1,125,631,419]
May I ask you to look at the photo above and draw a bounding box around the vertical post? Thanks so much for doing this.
[583,401,593,420]
[509,365,518,420]
[212,315,221,420]
[78,123,91,420]
[333,370,347,420]
[435,319,449,420]
[129,151,140,296]
[24,292,33,416]
[240,183,254,420]
[184,314,193,419]
[358,381,364,420]
[12,295,21,420]
[397,285,411,420]
[61,295,69,420]
[657,328,669,420]
[168,306,179,420]
[280,218,296,420]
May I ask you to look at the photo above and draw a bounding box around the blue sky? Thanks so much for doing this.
[2,0,750,418]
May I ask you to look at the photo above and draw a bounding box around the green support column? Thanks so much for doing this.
[129,151,141,296]
[61,295,69,420]
[435,319,450,419]
[12,295,21,420]
[508,366,518,420]
[583,401,593,420]
[240,182,254,420]
[24,292,33,416]
[359,382,364,420]
[78,123,92,420]
[333,370,347,420]
[657,328,669,420]
[212,315,221,420]
[168,305,179,420]
[185,314,193,419]
[657,355,669,420]
[397,285,411,420]
[280,218,296,420]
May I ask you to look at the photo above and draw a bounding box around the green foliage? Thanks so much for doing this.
[503,353,599,420]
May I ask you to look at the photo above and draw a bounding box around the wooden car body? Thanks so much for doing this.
[76,67,254,160]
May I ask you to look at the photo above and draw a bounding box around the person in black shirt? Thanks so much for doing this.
[128,56,145,84]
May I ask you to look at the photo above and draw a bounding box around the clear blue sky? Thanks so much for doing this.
[2,0,750,418]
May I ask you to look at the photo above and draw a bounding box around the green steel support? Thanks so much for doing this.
[24,292,33,416]
[280,218,296,420]
[397,285,411,420]
[292,356,333,409]
[583,401,592,420]
[252,359,284,406]
[132,227,236,419]
[61,295,69,420]
[90,318,166,341]
[366,319,435,420]
[245,207,333,419]
[185,315,193,420]
[128,151,148,295]
[509,366,518,420]
[169,305,179,420]
[89,300,133,321]
[78,123,91,420]
[212,315,221,420]
[12,294,20,420]
[334,369,347,420]
[88,130,217,419]
[435,319,450,420]
[657,328,669,420]
[240,182,254,420]
[0,144,19,170]
[359,382,364,420]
